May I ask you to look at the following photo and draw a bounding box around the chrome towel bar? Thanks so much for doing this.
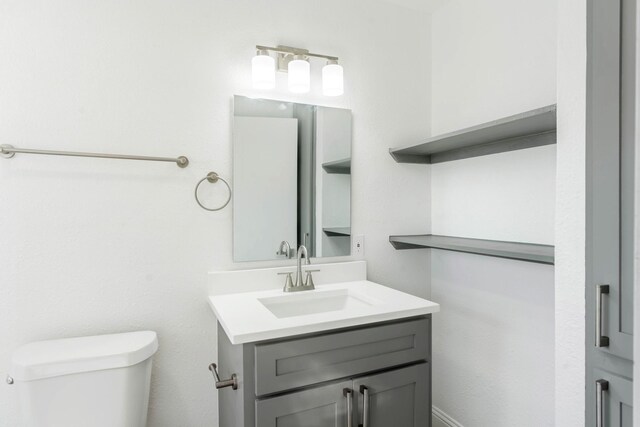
[208,363,238,390]
[0,144,189,168]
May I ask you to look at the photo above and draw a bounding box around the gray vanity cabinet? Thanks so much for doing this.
[353,363,429,427]
[216,316,432,427]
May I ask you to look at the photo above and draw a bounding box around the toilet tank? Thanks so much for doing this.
[10,331,158,427]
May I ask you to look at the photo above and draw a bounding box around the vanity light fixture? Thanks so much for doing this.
[322,60,344,96]
[251,49,276,90]
[251,45,343,96]
[288,55,311,93]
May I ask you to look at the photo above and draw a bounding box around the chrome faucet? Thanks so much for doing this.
[277,240,292,259]
[294,245,311,287]
[278,244,318,292]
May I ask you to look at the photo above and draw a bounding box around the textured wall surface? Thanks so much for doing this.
[0,1,432,425]
[555,0,587,424]
[428,0,558,425]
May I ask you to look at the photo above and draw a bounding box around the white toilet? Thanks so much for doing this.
[10,330,158,427]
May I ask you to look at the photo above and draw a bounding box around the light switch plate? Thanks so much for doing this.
[353,235,364,257]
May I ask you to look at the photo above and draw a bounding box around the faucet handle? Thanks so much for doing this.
[303,269,320,289]
[277,272,295,291]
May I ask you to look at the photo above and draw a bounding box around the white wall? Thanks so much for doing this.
[554,0,587,425]
[0,1,432,425]
[428,0,557,425]
[431,253,555,426]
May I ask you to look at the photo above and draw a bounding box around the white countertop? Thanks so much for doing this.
[209,280,440,344]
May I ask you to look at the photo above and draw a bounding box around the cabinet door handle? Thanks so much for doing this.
[359,385,369,427]
[343,388,353,427]
[596,379,609,427]
[595,284,610,347]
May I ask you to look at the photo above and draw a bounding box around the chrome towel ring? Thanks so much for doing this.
[195,172,232,211]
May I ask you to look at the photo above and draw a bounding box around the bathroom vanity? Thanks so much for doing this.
[216,316,431,427]
[208,268,439,427]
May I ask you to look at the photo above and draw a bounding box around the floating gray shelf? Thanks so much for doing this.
[322,158,351,174]
[323,227,351,237]
[389,234,554,265]
[390,104,557,164]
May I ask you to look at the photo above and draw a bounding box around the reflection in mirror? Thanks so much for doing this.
[233,96,351,262]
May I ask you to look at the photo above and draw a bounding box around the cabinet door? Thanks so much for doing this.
[586,0,635,423]
[594,370,633,427]
[255,380,352,427]
[587,0,634,362]
[352,363,429,427]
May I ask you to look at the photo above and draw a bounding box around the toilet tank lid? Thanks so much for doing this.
[11,331,158,381]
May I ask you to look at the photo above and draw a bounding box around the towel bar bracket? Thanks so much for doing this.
[0,145,15,159]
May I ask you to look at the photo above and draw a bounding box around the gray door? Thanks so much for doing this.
[594,370,633,427]
[586,0,635,424]
[255,380,351,427]
[587,0,634,361]
[352,364,430,427]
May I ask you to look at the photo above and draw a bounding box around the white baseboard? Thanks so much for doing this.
[432,406,464,427]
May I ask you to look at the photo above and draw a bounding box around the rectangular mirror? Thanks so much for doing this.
[233,95,351,262]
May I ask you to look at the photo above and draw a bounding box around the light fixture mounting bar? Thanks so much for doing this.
[255,45,339,61]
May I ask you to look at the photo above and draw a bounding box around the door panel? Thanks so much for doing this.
[353,364,429,427]
[254,318,429,396]
[586,0,635,424]
[594,370,633,427]
[255,380,351,427]
[587,0,633,361]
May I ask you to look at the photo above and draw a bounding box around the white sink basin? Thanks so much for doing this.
[258,289,379,319]
[209,280,440,344]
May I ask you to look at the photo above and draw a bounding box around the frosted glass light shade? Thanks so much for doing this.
[252,53,275,90]
[322,62,344,96]
[288,57,310,93]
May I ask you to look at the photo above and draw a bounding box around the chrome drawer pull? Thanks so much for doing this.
[595,284,610,347]
[343,388,353,427]
[359,385,370,427]
[596,379,609,427]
